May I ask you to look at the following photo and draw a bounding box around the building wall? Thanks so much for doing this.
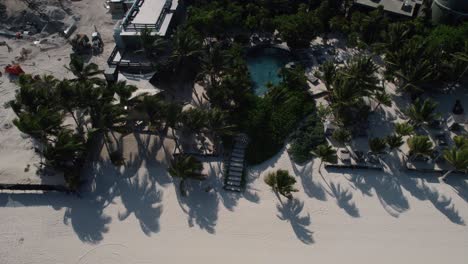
[432,0,468,24]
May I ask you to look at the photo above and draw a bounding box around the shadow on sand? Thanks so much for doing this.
[0,191,111,244]
[329,182,360,217]
[277,198,314,245]
[329,156,466,225]
[291,160,328,201]
[175,180,219,234]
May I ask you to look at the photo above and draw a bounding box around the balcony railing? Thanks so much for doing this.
[121,0,172,33]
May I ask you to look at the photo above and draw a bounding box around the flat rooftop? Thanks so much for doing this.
[120,0,177,36]
[354,0,422,17]
[132,0,166,25]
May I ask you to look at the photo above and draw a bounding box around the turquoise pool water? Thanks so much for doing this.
[246,47,291,96]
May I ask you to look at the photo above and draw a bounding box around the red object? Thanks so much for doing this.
[4,64,25,76]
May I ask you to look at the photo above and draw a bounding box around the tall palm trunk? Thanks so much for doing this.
[440,170,453,182]
[450,65,468,90]
[373,102,381,112]
[172,128,181,154]
[179,178,186,196]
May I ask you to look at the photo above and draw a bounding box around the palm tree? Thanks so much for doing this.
[385,38,436,96]
[369,137,386,154]
[372,90,392,111]
[163,102,183,152]
[378,22,412,55]
[311,144,337,171]
[332,129,351,145]
[406,98,439,127]
[13,107,65,167]
[56,80,82,130]
[206,108,235,137]
[8,74,60,115]
[407,135,433,161]
[108,81,137,106]
[343,56,380,94]
[88,100,128,165]
[450,42,468,88]
[136,95,164,131]
[168,154,205,196]
[205,108,236,153]
[179,108,208,135]
[139,28,167,59]
[264,170,298,200]
[317,61,336,92]
[453,135,468,149]
[440,147,468,181]
[13,107,64,141]
[385,134,404,151]
[65,54,104,84]
[43,129,85,169]
[395,122,414,136]
[358,6,387,44]
[198,42,231,88]
[170,27,203,76]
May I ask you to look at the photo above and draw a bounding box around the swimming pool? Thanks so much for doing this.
[246,47,292,96]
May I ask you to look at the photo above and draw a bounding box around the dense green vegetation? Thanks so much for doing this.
[8,0,468,192]
[289,114,325,164]
[243,67,316,164]
[178,0,467,165]
[7,57,137,190]
[168,154,205,196]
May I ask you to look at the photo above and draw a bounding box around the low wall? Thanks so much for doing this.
[0,183,69,192]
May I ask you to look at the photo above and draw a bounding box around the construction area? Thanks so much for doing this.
[0,0,116,186]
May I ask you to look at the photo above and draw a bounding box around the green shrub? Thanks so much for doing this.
[289,114,325,164]
[245,85,315,164]
[332,129,351,144]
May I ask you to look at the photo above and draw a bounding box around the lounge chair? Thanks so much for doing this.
[338,149,351,163]
[435,132,448,146]
[447,115,462,131]
[365,152,380,164]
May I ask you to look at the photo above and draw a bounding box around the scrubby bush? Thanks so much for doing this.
[289,114,325,164]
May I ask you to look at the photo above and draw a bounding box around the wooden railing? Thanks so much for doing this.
[107,45,155,70]
[107,45,120,66]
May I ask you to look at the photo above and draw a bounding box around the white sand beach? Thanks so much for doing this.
[1,1,467,263]
[1,144,468,263]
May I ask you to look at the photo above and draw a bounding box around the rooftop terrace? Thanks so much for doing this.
[354,0,423,17]
[120,0,177,36]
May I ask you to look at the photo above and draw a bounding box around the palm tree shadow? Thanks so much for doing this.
[329,182,360,217]
[117,172,163,235]
[445,177,468,203]
[421,182,465,225]
[0,191,111,244]
[175,181,219,234]
[63,196,112,243]
[276,198,314,245]
[341,168,409,217]
[291,160,327,201]
[131,132,173,186]
[340,162,465,225]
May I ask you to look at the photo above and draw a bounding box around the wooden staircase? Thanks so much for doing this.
[224,134,249,192]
